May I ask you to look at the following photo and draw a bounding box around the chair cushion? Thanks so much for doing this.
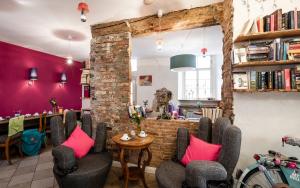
[181,135,222,166]
[156,160,185,188]
[62,126,94,158]
[55,152,112,188]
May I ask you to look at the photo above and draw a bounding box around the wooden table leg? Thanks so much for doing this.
[141,147,152,188]
[120,148,129,188]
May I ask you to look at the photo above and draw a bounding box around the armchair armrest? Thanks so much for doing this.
[185,161,227,188]
[94,122,107,153]
[52,145,77,176]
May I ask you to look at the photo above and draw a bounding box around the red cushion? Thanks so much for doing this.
[62,126,95,158]
[181,135,222,166]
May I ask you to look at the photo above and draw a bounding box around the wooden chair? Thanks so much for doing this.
[39,114,51,146]
[0,132,23,164]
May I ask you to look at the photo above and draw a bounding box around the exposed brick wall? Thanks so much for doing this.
[220,0,234,121]
[142,119,198,167]
[90,1,234,167]
[90,32,132,138]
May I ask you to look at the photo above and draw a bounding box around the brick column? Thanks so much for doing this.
[90,32,132,144]
[221,0,234,121]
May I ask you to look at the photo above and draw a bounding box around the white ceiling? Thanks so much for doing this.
[0,0,223,61]
[132,25,223,59]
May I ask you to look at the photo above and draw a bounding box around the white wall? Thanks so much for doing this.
[233,0,300,169]
[133,58,179,107]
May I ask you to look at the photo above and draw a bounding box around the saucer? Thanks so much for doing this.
[138,134,147,138]
[120,137,131,141]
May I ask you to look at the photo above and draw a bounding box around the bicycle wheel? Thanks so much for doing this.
[239,167,288,188]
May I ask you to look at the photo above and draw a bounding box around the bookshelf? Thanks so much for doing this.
[233,29,300,92]
[232,60,300,69]
[234,29,300,43]
[233,89,299,93]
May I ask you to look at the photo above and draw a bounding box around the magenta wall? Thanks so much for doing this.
[0,41,82,117]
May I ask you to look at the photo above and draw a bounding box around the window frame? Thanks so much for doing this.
[179,56,214,100]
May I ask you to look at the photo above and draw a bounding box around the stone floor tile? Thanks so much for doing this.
[19,159,38,168]
[31,177,54,188]
[33,169,53,181]
[38,155,52,164]
[8,173,34,186]
[0,182,9,188]
[7,182,31,188]
[0,169,15,180]
[14,165,36,176]
[22,156,39,161]
[35,162,53,171]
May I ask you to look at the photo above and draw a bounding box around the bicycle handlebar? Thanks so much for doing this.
[282,136,300,147]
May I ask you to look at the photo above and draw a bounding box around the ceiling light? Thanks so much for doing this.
[66,56,73,65]
[78,2,89,22]
[156,39,164,51]
[170,54,197,72]
[157,9,163,18]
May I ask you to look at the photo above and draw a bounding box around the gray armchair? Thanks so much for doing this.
[155,117,241,188]
[50,111,112,188]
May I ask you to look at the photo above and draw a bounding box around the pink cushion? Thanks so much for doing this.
[181,135,222,166]
[62,126,95,158]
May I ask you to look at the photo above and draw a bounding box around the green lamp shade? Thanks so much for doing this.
[170,54,196,72]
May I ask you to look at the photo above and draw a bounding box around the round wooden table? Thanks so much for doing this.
[112,134,154,188]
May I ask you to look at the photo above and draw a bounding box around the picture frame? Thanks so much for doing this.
[139,75,152,86]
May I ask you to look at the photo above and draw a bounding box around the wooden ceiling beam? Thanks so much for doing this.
[91,2,223,38]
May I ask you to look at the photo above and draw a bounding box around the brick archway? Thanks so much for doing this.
[90,0,233,143]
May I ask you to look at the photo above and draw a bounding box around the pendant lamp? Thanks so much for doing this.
[170,54,196,72]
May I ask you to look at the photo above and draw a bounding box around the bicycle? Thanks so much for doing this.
[236,136,300,188]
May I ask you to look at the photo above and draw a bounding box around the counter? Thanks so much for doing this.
[140,118,199,167]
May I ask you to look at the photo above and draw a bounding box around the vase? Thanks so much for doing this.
[137,124,141,133]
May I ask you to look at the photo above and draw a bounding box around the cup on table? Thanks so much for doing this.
[139,131,147,138]
[121,133,130,141]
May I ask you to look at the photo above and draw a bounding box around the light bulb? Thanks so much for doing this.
[80,11,87,22]
[156,39,164,51]
[66,56,73,65]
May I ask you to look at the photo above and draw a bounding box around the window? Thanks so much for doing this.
[178,56,212,100]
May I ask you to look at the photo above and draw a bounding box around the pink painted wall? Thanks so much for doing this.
[0,41,82,117]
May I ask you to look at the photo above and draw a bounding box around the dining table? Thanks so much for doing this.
[0,110,81,134]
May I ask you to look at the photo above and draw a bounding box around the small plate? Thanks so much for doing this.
[138,134,147,138]
[120,137,131,141]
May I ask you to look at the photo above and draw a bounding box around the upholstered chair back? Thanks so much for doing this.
[50,111,98,148]
[198,117,212,142]
[212,117,231,145]
[218,125,241,180]
[81,114,92,137]
[65,111,77,138]
[175,117,241,181]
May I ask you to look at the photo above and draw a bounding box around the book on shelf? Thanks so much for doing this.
[234,48,247,64]
[239,8,299,35]
[234,38,300,64]
[234,65,300,91]
[233,73,248,90]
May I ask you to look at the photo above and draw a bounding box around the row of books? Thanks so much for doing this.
[257,9,300,33]
[233,66,300,91]
[234,38,300,63]
[239,9,300,36]
[81,69,90,85]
